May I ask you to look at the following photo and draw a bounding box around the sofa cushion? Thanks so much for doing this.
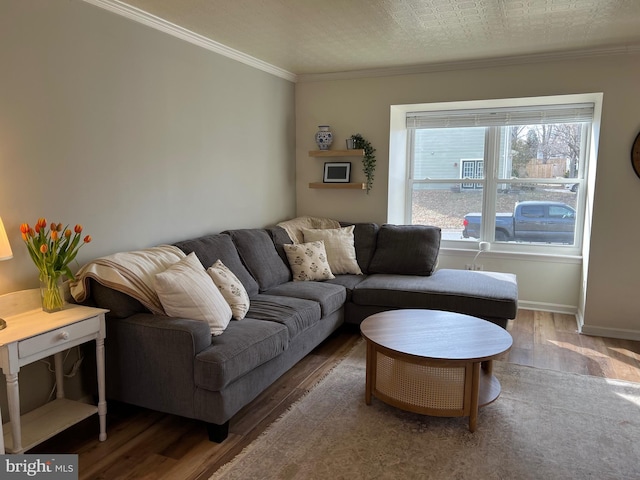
[266,226,294,268]
[89,279,149,319]
[352,269,518,320]
[264,281,346,317]
[369,224,441,276]
[174,234,259,297]
[226,229,291,291]
[247,294,321,339]
[325,274,367,301]
[153,253,232,336]
[194,318,289,391]
[340,222,379,274]
[207,260,251,320]
[301,226,363,275]
[283,241,335,282]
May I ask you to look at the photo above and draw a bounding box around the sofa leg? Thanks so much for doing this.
[207,421,230,443]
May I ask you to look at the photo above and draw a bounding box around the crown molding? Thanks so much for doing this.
[297,43,640,83]
[81,0,640,85]
[82,0,298,83]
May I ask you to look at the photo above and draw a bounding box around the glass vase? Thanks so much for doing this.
[40,273,65,313]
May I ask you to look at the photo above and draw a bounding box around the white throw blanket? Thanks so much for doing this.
[277,216,341,244]
[70,245,186,315]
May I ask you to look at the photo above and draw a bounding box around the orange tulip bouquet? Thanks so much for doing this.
[20,218,92,312]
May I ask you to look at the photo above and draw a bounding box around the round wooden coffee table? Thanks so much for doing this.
[360,309,512,432]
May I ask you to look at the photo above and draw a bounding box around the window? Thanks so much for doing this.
[400,96,598,254]
[461,159,483,189]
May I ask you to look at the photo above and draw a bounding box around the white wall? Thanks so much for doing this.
[296,52,640,339]
[0,0,296,296]
[0,0,295,416]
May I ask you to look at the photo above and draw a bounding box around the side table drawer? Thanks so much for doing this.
[18,316,100,358]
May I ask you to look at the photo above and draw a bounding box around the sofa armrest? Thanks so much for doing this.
[105,313,212,418]
[116,313,213,353]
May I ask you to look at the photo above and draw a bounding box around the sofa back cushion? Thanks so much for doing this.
[89,278,149,318]
[174,234,259,297]
[226,229,292,292]
[266,226,293,267]
[368,224,441,276]
[341,222,379,274]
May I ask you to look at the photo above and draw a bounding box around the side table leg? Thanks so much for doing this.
[96,337,107,441]
[0,404,4,454]
[54,352,65,399]
[469,362,481,433]
[6,373,22,452]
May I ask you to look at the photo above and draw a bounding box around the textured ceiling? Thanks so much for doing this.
[116,0,640,75]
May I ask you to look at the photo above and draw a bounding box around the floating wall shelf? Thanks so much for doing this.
[309,182,366,189]
[308,149,365,157]
[309,149,366,190]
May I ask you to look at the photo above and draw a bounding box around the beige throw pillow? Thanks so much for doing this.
[283,241,335,281]
[207,260,250,320]
[301,225,363,275]
[153,252,232,335]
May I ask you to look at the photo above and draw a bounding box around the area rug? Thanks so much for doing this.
[211,340,640,480]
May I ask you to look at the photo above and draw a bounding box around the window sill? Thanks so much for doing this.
[440,247,583,264]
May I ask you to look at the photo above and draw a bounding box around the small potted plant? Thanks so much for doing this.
[350,134,376,194]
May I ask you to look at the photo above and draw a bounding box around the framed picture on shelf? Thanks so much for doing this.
[323,162,351,183]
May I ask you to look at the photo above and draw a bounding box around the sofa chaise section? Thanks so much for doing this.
[348,269,518,328]
[319,222,518,328]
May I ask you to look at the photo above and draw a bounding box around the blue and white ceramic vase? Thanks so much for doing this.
[315,125,333,150]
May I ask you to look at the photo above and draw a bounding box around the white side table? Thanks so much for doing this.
[0,289,108,453]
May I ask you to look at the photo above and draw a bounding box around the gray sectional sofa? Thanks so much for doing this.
[81,222,518,442]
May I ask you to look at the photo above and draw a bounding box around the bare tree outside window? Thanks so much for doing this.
[511,124,582,178]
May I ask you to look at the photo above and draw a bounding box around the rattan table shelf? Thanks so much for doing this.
[360,309,513,432]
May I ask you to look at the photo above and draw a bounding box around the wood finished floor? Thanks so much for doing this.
[30,309,640,480]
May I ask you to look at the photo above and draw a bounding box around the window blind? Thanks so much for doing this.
[406,103,594,129]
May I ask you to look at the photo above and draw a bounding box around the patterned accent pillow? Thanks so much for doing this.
[153,252,232,335]
[283,241,335,282]
[301,225,363,275]
[207,260,251,320]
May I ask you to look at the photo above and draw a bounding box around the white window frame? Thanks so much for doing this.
[389,94,603,257]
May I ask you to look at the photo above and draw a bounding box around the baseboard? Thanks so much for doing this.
[518,302,640,340]
[517,300,578,315]
[579,324,640,341]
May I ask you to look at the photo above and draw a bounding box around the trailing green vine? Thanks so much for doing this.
[351,134,376,194]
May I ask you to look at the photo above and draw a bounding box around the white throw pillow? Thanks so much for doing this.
[301,225,363,275]
[153,252,232,335]
[207,260,250,320]
[283,241,335,282]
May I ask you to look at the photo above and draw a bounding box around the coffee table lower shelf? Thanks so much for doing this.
[365,344,502,432]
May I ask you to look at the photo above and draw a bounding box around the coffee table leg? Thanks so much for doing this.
[481,360,493,375]
[365,341,373,405]
[469,362,481,432]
